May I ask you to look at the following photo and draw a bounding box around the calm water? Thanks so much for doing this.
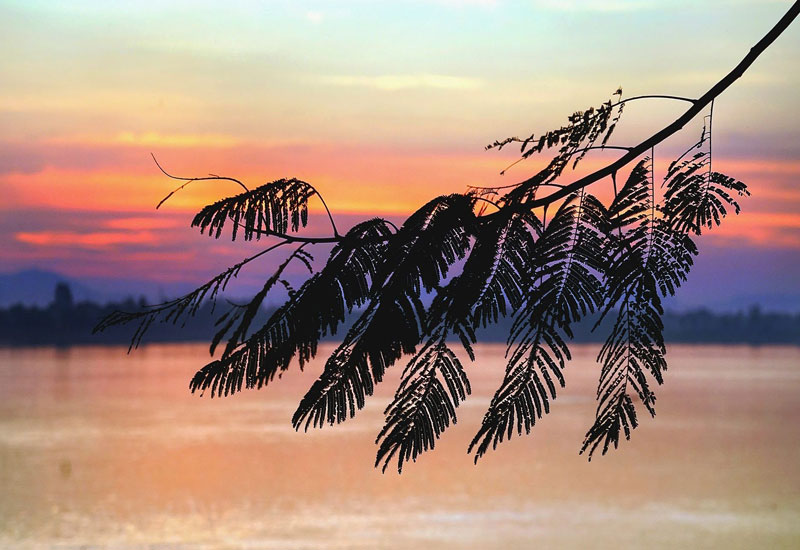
[1,343,799,549]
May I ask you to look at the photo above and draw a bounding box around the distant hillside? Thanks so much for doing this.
[0,269,102,307]
[0,269,199,308]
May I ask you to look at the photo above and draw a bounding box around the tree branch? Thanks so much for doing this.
[150,1,799,246]
[516,0,800,210]
[611,94,696,107]
[153,154,250,209]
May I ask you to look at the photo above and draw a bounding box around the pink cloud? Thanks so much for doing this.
[15,230,158,249]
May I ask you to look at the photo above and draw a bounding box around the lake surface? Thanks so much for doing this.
[1,343,799,549]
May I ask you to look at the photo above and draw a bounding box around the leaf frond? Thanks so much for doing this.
[472,191,605,460]
[375,335,470,473]
[92,242,290,351]
[188,218,394,397]
[292,195,477,430]
[192,178,321,241]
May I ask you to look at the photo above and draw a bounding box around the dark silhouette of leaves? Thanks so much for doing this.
[487,88,623,178]
[375,335,470,473]
[192,178,321,241]
[292,194,476,430]
[92,241,293,351]
[664,157,749,235]
[374,209,539,471]
[188,218,393,397]
[92,0,800,470]
[581,159,699,459]
[209,247,314,359]
[470,190,605,460]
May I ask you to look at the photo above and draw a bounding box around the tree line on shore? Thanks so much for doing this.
[1,283,798,347]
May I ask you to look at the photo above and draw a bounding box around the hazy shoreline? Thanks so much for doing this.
[2,282,800,348]
[2,304,798,348]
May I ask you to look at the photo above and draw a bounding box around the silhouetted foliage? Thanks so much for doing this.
[0,284,242,346]
[95,4,800,472]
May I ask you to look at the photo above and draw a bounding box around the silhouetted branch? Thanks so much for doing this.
[93,239,291,350]
[154,154,341,240]
[514,1,800,210]
[153,154,250,209]
[611,94,696,107]
[98,2,798,473]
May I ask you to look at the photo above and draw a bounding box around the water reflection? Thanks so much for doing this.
[1,343,799,548]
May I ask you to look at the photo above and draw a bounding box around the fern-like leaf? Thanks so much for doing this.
[210,247,314,358]
[375,335,470,473]
[292,194,476,430]
[373,209,539,471]
[496,89,625,203]
[662,120,749,235]
[470,320,570,461]
[582,292,663,458]
[189,218,393,397]
[467,210,540,329]
[664,163,749,235]
[92,244,291,351]
[583,159,697,458]
[192,178,320,241]
[470,191,605,460]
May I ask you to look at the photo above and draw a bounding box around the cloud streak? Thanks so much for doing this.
[15,231,158,249]
[316,74,483,91]
[532,0,655,12]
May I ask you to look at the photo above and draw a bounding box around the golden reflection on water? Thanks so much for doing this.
[1,343,799,549]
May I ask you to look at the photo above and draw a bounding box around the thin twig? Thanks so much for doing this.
[610,94,696,108]
[315,192,340,237]
[468,181,566,192]
[153,154,250,209]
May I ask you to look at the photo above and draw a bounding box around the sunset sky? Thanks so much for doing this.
[2,0,799,309]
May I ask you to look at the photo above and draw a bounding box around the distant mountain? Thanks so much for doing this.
[71,274,199,306]
[0,269,200,307]
[0,269,102,307]
[661,245,800,313]
[663,291,800,314]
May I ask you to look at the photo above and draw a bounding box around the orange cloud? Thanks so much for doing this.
[15,231,158,249]
[3,138,799,254]
[718,159,800,176]
[46,132,242,148]
[105,217,183,230]
[0,141,515,214]
[698,210,800,249]
[112,132,240,148]
[737,212,800,228]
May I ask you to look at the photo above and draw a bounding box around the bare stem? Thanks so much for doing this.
[611,94,696,108]
[153,154,250,209]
